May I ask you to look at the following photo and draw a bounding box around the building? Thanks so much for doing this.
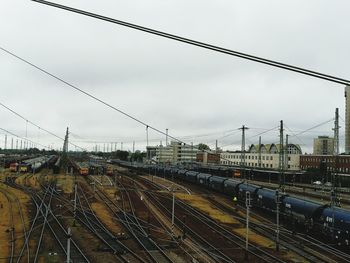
[220,143,302,171]
[300,155,350,174]
[196,152,220,165]
[313,136,335,155]
[152,141,199,164]
[345,85,350,154]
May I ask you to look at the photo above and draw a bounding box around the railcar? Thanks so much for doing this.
[282,196,325,229]
[223,179,241,197]
[318,207,350,245]
[176,169,188,180]
[237,183,260,202]
[184,171,199,183]
[256,188,278,211]
[208,176,227,192]
[197,173,212,187]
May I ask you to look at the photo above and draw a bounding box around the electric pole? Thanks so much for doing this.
[285,134,289,171]
[279,120,284,192]
[146,126,149,161]
[276,189,280,251]
[4,134,7,150]
[258,136,262,168]
[166,128,168,146]
[239,125,249,180]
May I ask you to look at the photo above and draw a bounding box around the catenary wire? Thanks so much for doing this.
[31,0,350,86]
[0,127,48,149]
[0,101,86,151]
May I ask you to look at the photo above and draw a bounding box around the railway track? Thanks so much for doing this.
[0,187,16,263]
[90,176,175,263]
[128,174,286,263]
[138,171,350,263]
[162,176,350,263]
[5,177,90,263]
[207,195,349,263]
[76,183,147,263]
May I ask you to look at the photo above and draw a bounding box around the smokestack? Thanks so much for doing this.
[345,86,350,154]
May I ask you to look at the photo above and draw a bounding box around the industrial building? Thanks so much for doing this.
[220,143,302,171]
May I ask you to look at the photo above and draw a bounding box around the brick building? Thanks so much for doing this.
[300,155,350,174]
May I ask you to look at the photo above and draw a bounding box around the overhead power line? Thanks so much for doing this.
[31,0,350,86]
[0,127,48,150]
[0,101,86,151]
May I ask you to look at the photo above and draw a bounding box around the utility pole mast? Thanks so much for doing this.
[279,120,284,192]
[258,136,262,168]
[166,128,169,146]
[215,140,218,153]
[4,134,7,150]
[276,120,284,252]
[285,134,289,171]
[133,141,135,153]
[239,125,249,181]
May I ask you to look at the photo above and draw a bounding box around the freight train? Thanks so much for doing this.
[115,161,350,247]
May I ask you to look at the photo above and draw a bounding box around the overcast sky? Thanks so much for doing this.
[0,0,349,153]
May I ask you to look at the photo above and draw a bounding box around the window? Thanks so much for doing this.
[270,156,273,160]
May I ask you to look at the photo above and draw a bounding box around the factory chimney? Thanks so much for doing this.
[345,86,350,154]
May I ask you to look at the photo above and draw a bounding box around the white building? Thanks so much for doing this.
[154,141,199,164]
[220,143,302,171]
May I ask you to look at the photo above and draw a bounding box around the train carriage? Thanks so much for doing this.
[237,183,261,201]
[256,188,278,211]
[318,207,350,245]
[184,171,199,183]
[197,173,212,187]
[223,179,241,197]
[282,196,325,228]
[208,176,227,192]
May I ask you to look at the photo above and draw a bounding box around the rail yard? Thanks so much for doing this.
[0,155,348,263]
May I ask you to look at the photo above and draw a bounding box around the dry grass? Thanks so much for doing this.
[91,202,123,234]
[176,193,238,224]
[0,182,31,262]
[55,174,75,194]
[0,190,10,261]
